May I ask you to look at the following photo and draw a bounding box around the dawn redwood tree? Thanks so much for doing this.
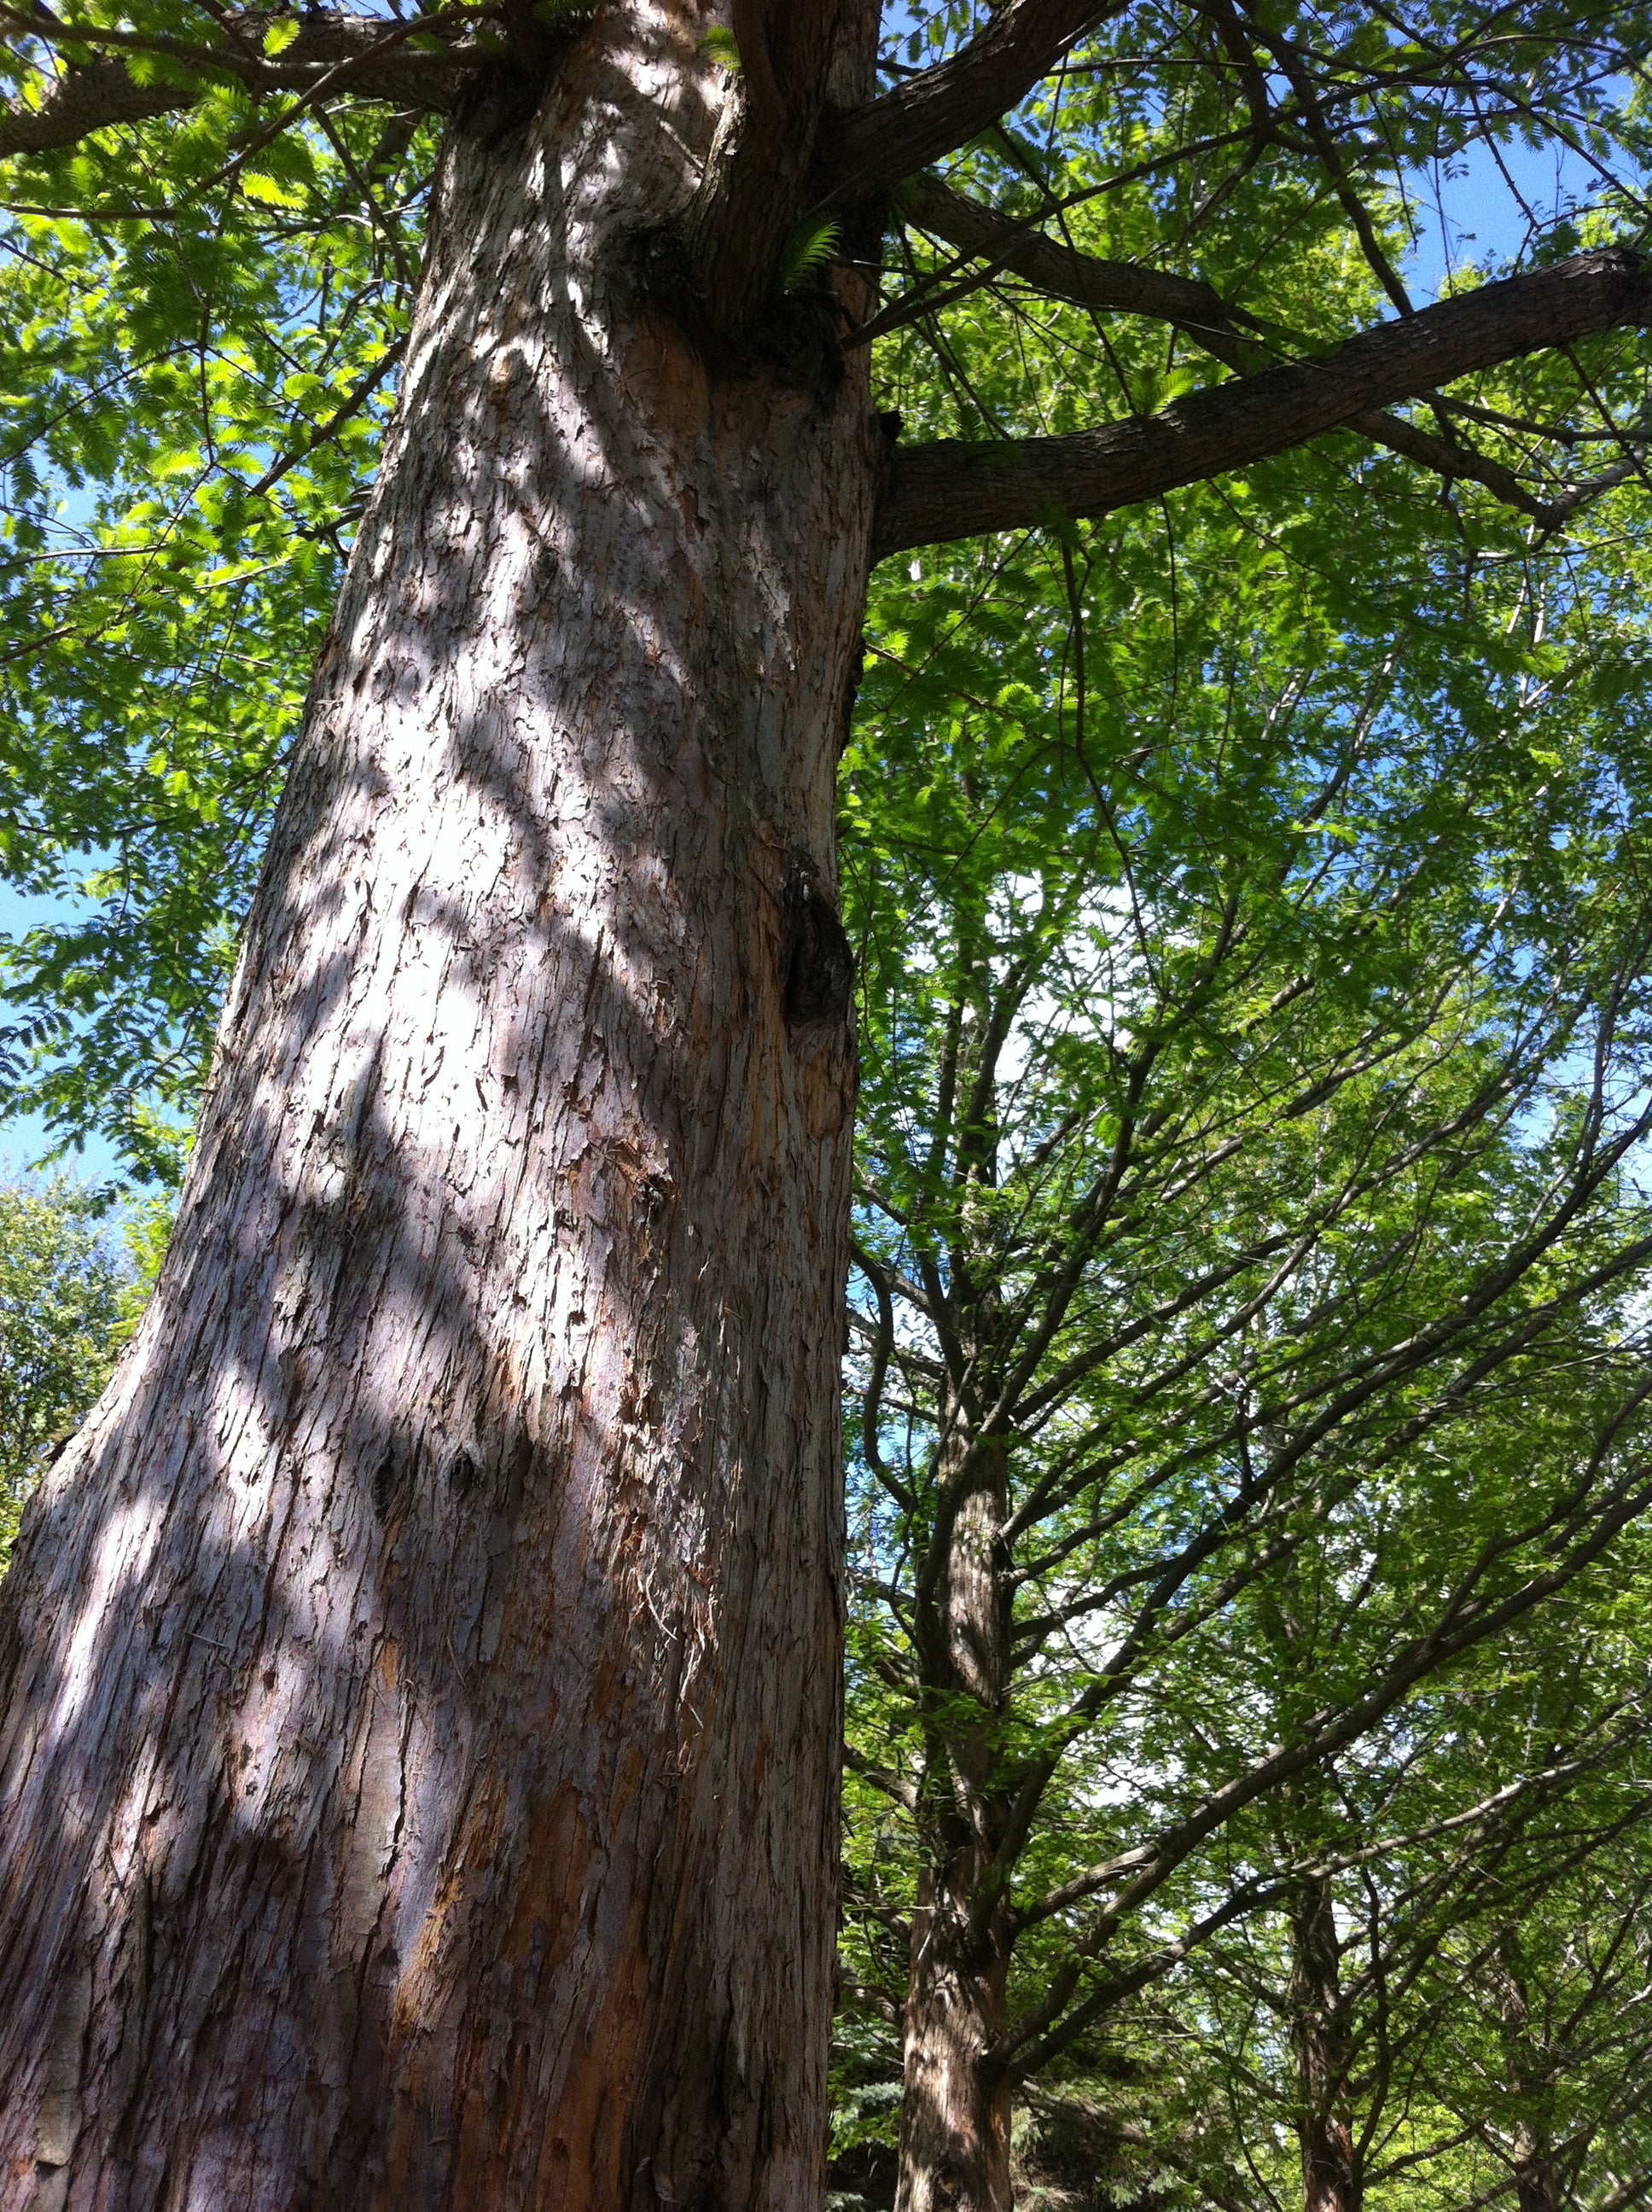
[6,3,1652,2207]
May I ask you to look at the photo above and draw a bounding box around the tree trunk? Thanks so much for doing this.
[893,1855,1014,2212]
[1288,1877,1360,2212]
[0,9,876,2207]
[1489,1940,1561,2212]
[1511,2128,1562,2212]
[895,1417,1015,2212]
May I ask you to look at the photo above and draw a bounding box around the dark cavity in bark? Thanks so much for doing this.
[783,855,855,1030]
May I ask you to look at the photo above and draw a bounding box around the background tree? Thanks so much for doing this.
[1163,1566,1652,2212]
[834,480,1652,2212]
[0,1177,130,1560]
[5,3,1652,2206]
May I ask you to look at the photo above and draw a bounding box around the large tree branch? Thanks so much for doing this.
[899,172,1566,521]
[0,10,474,159]
[874,247,1652,556]
[812,0,1126,208]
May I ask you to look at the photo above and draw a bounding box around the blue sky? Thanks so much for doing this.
[0,878,124,1186]
[1403,130,1608,297]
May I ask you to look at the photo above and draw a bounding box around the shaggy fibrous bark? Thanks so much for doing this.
[3,3,1652,2205]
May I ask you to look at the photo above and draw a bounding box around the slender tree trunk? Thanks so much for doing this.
[1288,1877,1360,2212]
[0,9,876,2207]
[896,1417,1015,2212]
[1511,2127,1562,2212]
[894,1854,1014,2212]
[1489,1941,1562,2212]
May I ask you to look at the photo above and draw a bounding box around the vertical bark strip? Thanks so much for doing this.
[894,1858,1014,2212]
[0,6,877,2206]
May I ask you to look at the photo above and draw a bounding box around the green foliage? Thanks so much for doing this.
[835,438,1652,2197]
[0,85,434,1175]
[1159,1562,1652,2210]
[697,27,742,74]
[108,1188,173,1351]
[781,217,841,292]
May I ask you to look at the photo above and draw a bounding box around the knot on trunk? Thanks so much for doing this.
[782,853,853,1030]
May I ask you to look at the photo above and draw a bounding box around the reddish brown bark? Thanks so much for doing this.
[0,8,875,2206]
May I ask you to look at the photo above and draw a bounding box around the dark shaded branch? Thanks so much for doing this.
[874,247,1652,556]
[1354,406,1562,522]
[0,9,475,159]
[812,0,1127,208]
[844,1740,919,1812]
[897,170,1254,347]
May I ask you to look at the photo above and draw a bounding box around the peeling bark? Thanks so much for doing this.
[0,8,877,2206]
